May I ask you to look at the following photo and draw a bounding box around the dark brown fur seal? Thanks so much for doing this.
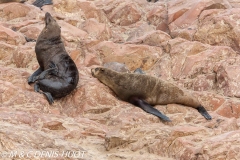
[0,0,27,3]
[28,12,79,104]
[91,67,212,121]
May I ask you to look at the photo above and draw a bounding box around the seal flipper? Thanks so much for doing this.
[129,97,171,122]
[196,106,212,120]
[48,61,58,75]
[25,36,36,42]
[33,0,53,8]
[35,62,58,80]
[34,82,54,104]
[28,68,43,84]
[133,68,145,74]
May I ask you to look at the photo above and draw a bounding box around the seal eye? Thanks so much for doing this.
[100,69,104,72]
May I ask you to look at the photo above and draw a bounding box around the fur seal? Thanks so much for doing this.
[28,12,79,104]
[0,0,27,3]
[91,67,212,121]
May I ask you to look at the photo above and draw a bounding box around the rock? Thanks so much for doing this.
[202,130,240,159]
[126,23,156,42]
[103,62,130,73]
[1,3,31,20]
[92,41,163,71]
[194,8,240,53]
[0,25,26,45]
[19,23,42,40]
[0,42,17,64]
[11,43,36,68]
[168,0,232,40]
[216,63,240,97]
[127,30,171,46]
[146,1,169,33]
[1,0,240,159]
[108,2,141,26]
[81,18,112,41]
[54,0,109,23]
[58,20,88,43]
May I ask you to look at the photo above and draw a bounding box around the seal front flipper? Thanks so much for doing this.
[196,106,212,120]
[28,61,58,83]
[35,62,58,80]
[34,82,54,104]
[129,97,171,122]
[48,61,58,75]
[28,68,43,84]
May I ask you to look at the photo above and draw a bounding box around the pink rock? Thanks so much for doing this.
[75,1,109,23]
[81,18,112,41]
[0,25,25,45]
[19,23,43,40]
[169,0,231,40]
[195,8,240,53]
[127,30,171,46]
[11,43,36,68]
[216,64,240,97]
[1,0,240,159]
[2,3,31,20]
[202,130,240,159]
[216,100,240,118]
[0,42,17,64]
[92,41,163,70]
[126,23,156,42]
[108,2,141,26]
[58,20,88,43]
[146,2,169,33]
[146,3,166,26]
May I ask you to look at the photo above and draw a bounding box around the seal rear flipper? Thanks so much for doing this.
[34,82,54,104]
[28,68,43,84]
[133,68,145,74]
[33,0,53,8]
[129,97,171,122]
[25,36,36,42]
[196,106,212,120]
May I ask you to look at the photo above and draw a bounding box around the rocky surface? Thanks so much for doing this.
[1,0,240,159]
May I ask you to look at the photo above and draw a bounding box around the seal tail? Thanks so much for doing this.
[129,97,171,122]
[196,105,212,120]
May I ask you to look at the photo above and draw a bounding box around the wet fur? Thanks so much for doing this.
[28,12,79,103]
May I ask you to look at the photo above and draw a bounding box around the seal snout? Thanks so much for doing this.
[91,68,97,77]
[91,68,102,77]
[45,12,53,25]
[45,12,51,18]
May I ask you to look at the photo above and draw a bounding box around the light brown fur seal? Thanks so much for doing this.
[91,67,212,121]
